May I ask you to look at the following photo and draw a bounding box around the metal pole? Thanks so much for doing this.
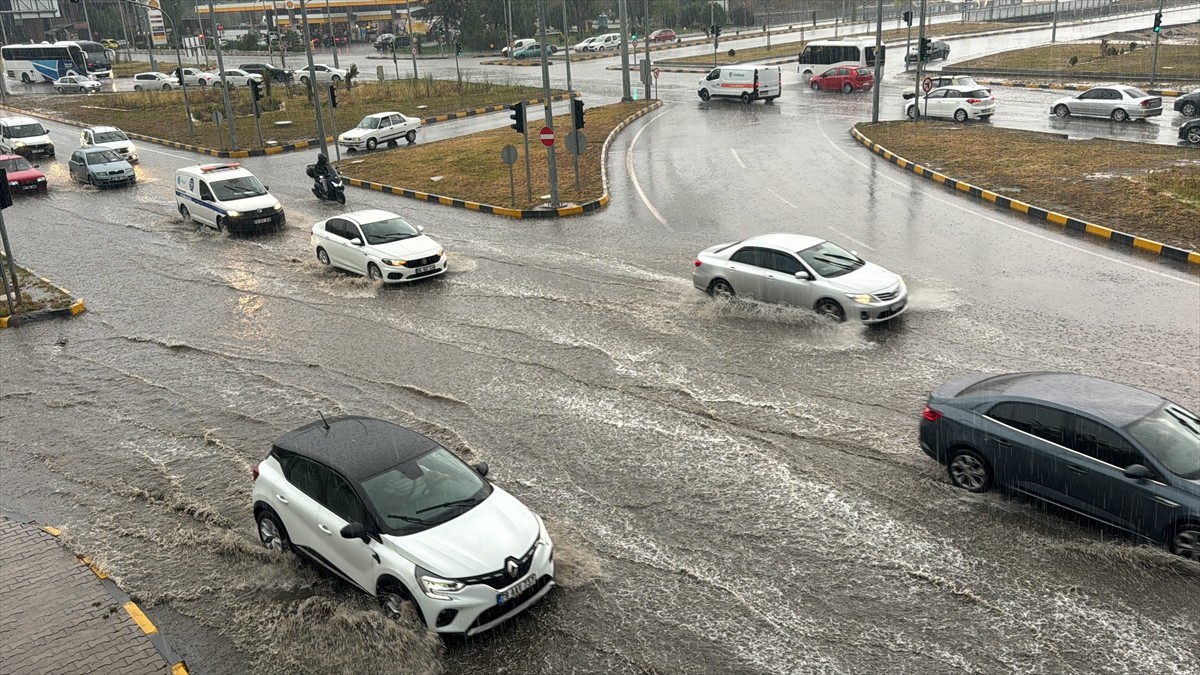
[871,0,883,123]
[324,0,339,68]
[618,0,631,100]
[913,0,927,121]
[562,0,572,93]
[1051,0,1059,43]
[522,99,532,202]
[327,85,339,161]
[146,6,158,71]
[509,164,515,206]
[643,0,651,94]
[165,14,196,137]
[1149,0,1163,86]
[0,209,21,307]
[80,0,94,43]
[392,40,400,79]
[537,0,559,207]
[711,2,717,67]
[505,0,513,64]
[0,15,9,102]
[299,0,328,155]
[209,0,238,148]
[904,0,912,71]
[119,0,134,64]
[0,236,14,317]
[406,0,418,79]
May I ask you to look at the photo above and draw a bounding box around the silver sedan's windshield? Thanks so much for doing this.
[797,241,865,278]
[360,447,492,533]
[86,150,123,165]
[1126,405,1200,479]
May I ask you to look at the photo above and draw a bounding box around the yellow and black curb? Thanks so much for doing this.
[343,100,665,219]
[0,261,86,329]
[34,520,190,675]
[0,94,575,160]
[850,125,1200,267]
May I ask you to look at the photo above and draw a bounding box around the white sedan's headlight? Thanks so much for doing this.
[845,293,876,305]
[381,258,407,267]
[416,566,464,600]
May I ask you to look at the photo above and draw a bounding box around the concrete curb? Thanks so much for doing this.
[0,262,87,329]
[0,511,190,675]
[0,93,574,159]
[343,100,665,219]
[612,55,796,73]
[849,125,1199,267]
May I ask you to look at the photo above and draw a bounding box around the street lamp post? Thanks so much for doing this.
[405,0,418,79]
[112,0,195,136]
[80,0,95,43]
[298,0,329,156]
[323,0,339,68]
[208,0,238,149]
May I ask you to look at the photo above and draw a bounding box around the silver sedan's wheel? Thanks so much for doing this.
[709,279,734,298]
[256,510,290,551]
[1054,104,1070,118]
[316,247,330,265]
[1171,525,1200,560]
[366,137,378,151]
[405,129,416,143]
[1111,108,1128,122]
[948,449,991,493]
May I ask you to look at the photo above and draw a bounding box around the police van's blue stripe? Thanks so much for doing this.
[175,189,228,216]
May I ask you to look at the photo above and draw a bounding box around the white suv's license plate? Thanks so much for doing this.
[497,575,537,606]
[254,217,272,224]
[415,264,437,273]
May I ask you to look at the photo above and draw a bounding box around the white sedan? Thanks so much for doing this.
[173,67,217,87]
[311,209,447,283]
[293,64,346,86]
[905,84,995,122]
[215,69,263,87]
[338,112,421,151]
[132,72,175,91]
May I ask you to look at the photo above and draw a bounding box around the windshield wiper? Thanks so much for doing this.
[415,497,480,514]
[823,253,863,264]
[813,256,857,270]
[386,514,431,525]
[1165,407,1200,435]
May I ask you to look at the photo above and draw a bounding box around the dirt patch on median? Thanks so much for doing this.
[856,122,1200,252]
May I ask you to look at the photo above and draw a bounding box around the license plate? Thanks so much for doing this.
[254,217,271,224]
[497,574,537,605]
[415,264,437,273]
[21,184,38,190]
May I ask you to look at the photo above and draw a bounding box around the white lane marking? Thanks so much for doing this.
[627,107,674,231]
[819,123,1199,287]
[767,186,875,251]
[730,148,746,168]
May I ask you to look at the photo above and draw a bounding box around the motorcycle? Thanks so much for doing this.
[306,164,346,204]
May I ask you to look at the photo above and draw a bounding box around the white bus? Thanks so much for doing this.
[1,41,113,83]
[797,40,884,80]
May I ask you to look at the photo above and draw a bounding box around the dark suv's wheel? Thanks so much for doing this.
[1170,522,1200,560]
[948,448,992,493]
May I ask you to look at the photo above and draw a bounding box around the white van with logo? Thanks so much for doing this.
[588,33,623,52]
[698,65,782,103]
[175,163,285,234]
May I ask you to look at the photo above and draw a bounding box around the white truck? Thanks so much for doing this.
[697,65,782,104]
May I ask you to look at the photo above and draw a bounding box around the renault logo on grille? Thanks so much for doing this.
[505,558,519,578]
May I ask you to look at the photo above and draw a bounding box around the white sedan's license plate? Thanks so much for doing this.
[254,217,272,224]
[497,575,537,605]
[415,264,437,273]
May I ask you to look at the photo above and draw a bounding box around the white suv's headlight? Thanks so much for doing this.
[226,210,241,218]
[415,565,464,600]
[536,516,552,547]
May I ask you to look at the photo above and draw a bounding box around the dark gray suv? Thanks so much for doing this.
[919,372,1199,560]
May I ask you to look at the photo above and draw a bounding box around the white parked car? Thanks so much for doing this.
[339,112,422,151]
[132,72,175,91]
[251,415,556,635]
[80,126,138,163]
[311,209,447,283]
[502,38,537,56]
[172,67,217,87]
[216,69,263,88]
[906,84,996,122]
[572,37,597,52]
[902,74,984,100]
[293,63,346,86]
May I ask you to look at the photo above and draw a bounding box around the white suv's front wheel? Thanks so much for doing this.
[256,509,291,552]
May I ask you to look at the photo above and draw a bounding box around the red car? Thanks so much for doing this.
[0,153,47,194]
[649,28,677,43]
[810,66,874,93]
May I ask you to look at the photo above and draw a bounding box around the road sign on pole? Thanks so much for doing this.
[539,126,555,147]
[565,130,587,155]
[922,76,933,92]
[501,144,518,206]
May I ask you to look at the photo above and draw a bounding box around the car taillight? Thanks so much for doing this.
[966,98,982,104]
[694,259,702,267]
[1140,100,1153,107]
[251,464,260,481]
[922,406,943,422]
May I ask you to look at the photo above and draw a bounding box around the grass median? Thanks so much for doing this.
[856,122,1200,252]
[20,77,562,151]
[953,43,1200,80]
[340,101,651,210]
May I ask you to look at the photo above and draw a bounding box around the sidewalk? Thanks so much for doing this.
[0,514,187,675]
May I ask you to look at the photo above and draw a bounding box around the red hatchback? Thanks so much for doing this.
[0,154,47,194]
[811,66,874,93]
[649,28,677,42]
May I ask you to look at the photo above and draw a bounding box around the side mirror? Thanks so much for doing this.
[263,185,269,191]
[794,271,810,280]
[340,522,369,542]
[474,461,489,477]
[350,238,363,246]
[1123,464,1152,480]
[416,224,424,232]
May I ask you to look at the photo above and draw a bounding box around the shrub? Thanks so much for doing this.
[728,48,736,57]
[1099,38,1108,56]
[1129,41,1138,51]
[1107,47,1119,56]
[1069,55,1078,66]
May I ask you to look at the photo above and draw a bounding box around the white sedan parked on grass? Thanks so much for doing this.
[338,112,421,151]
[215,69,263,87]
[311,209,447,283]
[905,84,995,122]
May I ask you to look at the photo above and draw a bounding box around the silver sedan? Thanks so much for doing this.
[692,233,908,323]
[1051,85,1163,122]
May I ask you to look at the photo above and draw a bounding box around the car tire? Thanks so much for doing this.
[801,70,813,82]
[56,87,64,94]
[316,247,330,265]
[814,299,845,322]
[947,447,992,493]
[842,82,853,94]
[953,108,968,123]
[134,84,142,91]
[300,76,309,87]
[1183,101,1198,116]
[1054,104,1070,118]
[162,83,171,91]
[1188,126,1200,144]
[741,92,751,104]
[368,263,383,282]
[907,104,916,119]
[1111,108,1128,122]
[21,73,31,83]
[366,137,378,151]
[405,130,416,143]
[709,278,734,299]
[256,508,291,552]
[332,75,341,82]
[179,204,191,222]
[1169,522,1200,560]
[215,216,225,233]
[699,88,710,101]
[811,81,821,91]
[378,581,425,626]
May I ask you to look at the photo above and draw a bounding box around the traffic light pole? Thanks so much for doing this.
[208,0,238,149]
[327,85,340,162]
[904,0,913,72]
[522,101,532,202]
[406,0,418,80]
[618,0,631,101]
[253,92,264,147]
[298,0,328,156]
[913,0,928,121]
[1150,1,1163,86]
[870,0,883,123]
[537,0,560,208]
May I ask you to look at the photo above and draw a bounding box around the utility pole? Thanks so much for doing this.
[618,0,631,101]
[405,0,418,79]
[871,0,883,123]
[0,14,9,102]
[904,0,913,72]
[80,0,94,42]
[1051,0,1059,43]
[299,0,328,155]
[145,5,158,72]
[209,0,238,149]
[643,0,651,95]
[711,2,717,67]
[324,0,339,68]
[537,0,560,207]
[913,0,928,121]
[562,0,572,93]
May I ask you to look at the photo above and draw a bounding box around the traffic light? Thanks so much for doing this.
[902,11,912,26]
[920,37,932,60]
[455,41,462,56]
[1153,12,1162,32]
[509,101,525,134]
[572,99,584,130]
[327,84,337,108]
[714,24,722,38]
[249,78,263,103]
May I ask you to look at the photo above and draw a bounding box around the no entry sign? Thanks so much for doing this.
[539,126,555,147]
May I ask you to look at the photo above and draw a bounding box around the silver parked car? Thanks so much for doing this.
[53,74,102,94]
[1051,85,1163,122]
[692,233,908,323]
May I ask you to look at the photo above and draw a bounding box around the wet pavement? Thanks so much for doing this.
[1,9,1198,675]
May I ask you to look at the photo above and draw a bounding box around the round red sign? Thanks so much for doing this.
[539,126,554,147]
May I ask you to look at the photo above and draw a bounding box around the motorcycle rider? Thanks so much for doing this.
[311,153,335,197]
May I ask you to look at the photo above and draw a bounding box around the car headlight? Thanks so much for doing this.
[14,141,25,148]
[381,258,406,267]
[415,565,464,600]
[536,516,552,548]
[845,293,876,305]
[36,177,46,182]
[897,276,905,290]
[226,210,241,218]
[273,202,283,211]
[7,181,17,186]
[437,248,444,258]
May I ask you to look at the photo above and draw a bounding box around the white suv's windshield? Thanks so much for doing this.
[94,131,129,143]
[7,123,46,138]
[361,447,492,533]
[1126,405,1200,479]
[211,175,267,200]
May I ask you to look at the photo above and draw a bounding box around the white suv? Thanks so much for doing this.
[251,416,555,635]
